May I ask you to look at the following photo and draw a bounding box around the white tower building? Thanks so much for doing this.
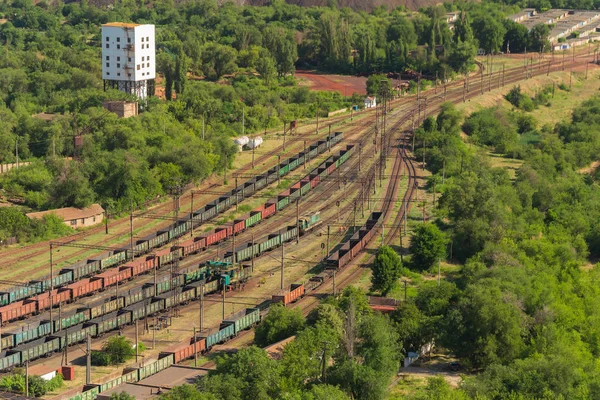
[101,22,155,99]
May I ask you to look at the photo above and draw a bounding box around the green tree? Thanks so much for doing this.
[158,384,216,400]
[409,223,447,271]
[371,245,403,295]
[255,48,277,84]
[254,304,305,347]
[201,43,238,81]
[263,26,297,77]
[529,23,551,52]
[472,15,506,54]
[101,336,137,364]
[366,74,391,96]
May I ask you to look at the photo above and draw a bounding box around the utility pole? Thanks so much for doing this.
[296,199,300,244]
[280,229,285,290]
[193,326,197,367]
[326,225,330,254]
[86,333,91,385]
[153,317,156,349]
[222,278,226,319]
[15,137,18,170]
[135,320,139,363]
[200,283,204,332]
[49,243,54,333]
[251,234,255,273]
[332,271,336,296]
[25,360,29,397]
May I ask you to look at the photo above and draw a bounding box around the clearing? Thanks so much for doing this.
[296,71,367,96]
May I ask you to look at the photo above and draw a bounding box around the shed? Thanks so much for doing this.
[26,204,105,228]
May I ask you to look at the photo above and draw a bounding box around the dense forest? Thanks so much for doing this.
[0,0,558,226]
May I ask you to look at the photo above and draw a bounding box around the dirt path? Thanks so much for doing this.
[296,71,367,96]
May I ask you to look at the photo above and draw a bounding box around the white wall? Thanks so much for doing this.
[101,24,155,82]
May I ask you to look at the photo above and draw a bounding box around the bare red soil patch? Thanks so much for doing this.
[296,71,367,96]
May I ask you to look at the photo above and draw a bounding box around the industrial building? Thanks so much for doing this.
[101,22,155,99]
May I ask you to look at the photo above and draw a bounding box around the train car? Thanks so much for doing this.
[125,255,156,277]
[289,184,301,203]
[217,196,233,213]
[280,225,298,243]
[156,247,182,269]
[256,202,276,220]
[12,322,52,347]
[62,278,103,299]
[177,236,207,257]
[33,289,70,311]
[13,336,62,364]
[277,192,290,212]
[279,160,290,176]
[64,259,101,281]
[318,167,327,180]
[0,350,20,370]
[122,288,144,307]
[154,288,194,309]
[121,302,148,322]
[92,268,132,289]
[99,250,128,270]
[326,160,336,175]
[205,228,228,247]
[254,174,267,192]
[200,204,217,222]
[222,308,260,336]
[86,311,131,336]
[86,297,125,320]
[245,211,262,229]
[259,234,281,254]
[272,284,305,306]
[349,238,363,259]
[300,178,311,196]
[266,166,279,184]
[204,322,235,348]
[169,220,191,241]
[51,323,97,347]
[0,285,39,306]
[161,336,207,364]
[47,308,90,333]
[288,156,300,172]
[138,355,174,381]
[0,301,35,324]
[231,219,245,235]
[32,270,74,293]
[308,143,319,159]
[309,173,320,189]
[299,211,322,235]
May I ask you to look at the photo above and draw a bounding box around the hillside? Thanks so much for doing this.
[246,0,444,11]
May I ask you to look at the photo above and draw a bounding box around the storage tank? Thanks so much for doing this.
[233,136,249,152]
[248,137,263,149]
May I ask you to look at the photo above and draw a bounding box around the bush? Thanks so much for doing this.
[91,350,111,366]
[254,304,305,346]
[92,336,138,366]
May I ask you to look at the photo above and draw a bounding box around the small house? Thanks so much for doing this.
[364,96,377,108]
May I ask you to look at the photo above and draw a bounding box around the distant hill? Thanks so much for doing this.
[245,0,443,11]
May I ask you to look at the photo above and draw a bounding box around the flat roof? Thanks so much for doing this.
[102,22,141,28]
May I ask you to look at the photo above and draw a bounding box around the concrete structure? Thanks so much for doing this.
[508,8,536,23]
[26,204,104,228]
[364,96,376,108]
[102,100,139,118]
[102,22,155,99]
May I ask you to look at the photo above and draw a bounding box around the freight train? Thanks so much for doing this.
[0,145,349,355]
[0,132,345,307]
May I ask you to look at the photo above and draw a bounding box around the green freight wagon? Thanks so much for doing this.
[1,334,13,350]
[88,312,120,335]
[169,221,191,240]
[259,234,281,254]
[17,336,62,363]
[205,323,235,348]
[288,157,300,171]
[300,180,310,196]
[277,194,289,212]
[13,322,52,347]
[135,239,149,255]
[245,212,262,229]
[235,243,259,263]
[0,351,20,370]
[122,289,144,307]
[51,309,89,332]
[100,251,127,270]
[279,161,290,176]
[222,308,260,335]
[281,226,298,243]
[122,302,147,321]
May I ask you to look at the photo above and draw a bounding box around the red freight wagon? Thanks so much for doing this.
[232,220,245,235]
[126,255,156,276]
[205,228,228,247]
[62,278,102,299]
[92,267,132,288]
[33,289,70,311]
[309,174,320,188]
[256,203,276,220]
[163,338,206,363]
[291,182,301,190]
[0,300,36,324]
[350,239,362,258]
[326,161,336,175]
[272,283,305,305]
[178,237,207,256]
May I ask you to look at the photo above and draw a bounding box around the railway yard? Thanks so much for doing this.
[0,50,596,399]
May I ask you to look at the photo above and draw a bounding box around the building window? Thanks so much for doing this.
[127,38,131,43]
[117,44,120,49]
[116,37,120,42]
[106,56,109,61]
[107,72,110,75]
[106,37,109,41]
[146,36,149,41]
[141,37,144,42]
[117,73,120,76]
[146,44,150,49]
[137,65,140,70]
[128,57,132,62]
[128,73,132,77]
[106,44,109,48]
[106,62,110,67]
[117,63,120,68]
[70,220,77,226]
[93,216,96,222]
[141,56,144,61]
[117,56,120,61]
